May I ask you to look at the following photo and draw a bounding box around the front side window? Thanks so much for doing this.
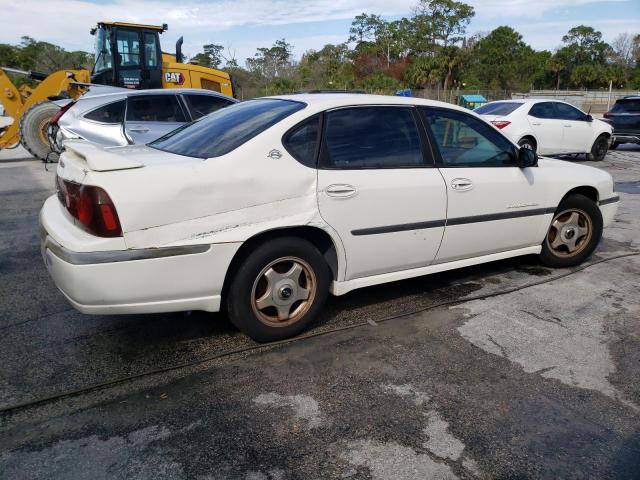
[422,108,514,167]
[126,95,186,122]
[554,102,586,121]
[184,94,234,120]
[321,107,424,169]
[528,102,555,119]
[475,102,522,116]
[283,115,320,167]
[150,99,306,158]
[116,30,141,67]
[84,100,125,124]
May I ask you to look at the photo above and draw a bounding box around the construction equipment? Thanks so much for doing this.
[0,21,235,160]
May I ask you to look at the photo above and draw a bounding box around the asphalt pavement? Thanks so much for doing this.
[0,145,639,479]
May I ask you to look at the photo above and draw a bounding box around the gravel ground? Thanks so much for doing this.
[0,145,639,479]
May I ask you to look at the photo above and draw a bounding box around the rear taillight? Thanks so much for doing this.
[491,120,511,129]
[49,101,76,125]
[603,112,611,118]
[56,176,122,237]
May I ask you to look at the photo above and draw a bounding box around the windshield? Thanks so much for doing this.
[93,27,113,74]
[150,99,306,159]
[475,102,522,116]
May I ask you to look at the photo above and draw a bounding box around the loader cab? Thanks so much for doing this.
[91,22,164,90]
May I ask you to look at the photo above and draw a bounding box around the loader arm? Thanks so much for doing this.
[0,68,91,149]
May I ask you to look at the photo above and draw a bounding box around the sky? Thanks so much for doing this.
[0,0,639,65]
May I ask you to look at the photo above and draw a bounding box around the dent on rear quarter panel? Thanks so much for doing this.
[120,134,322,249]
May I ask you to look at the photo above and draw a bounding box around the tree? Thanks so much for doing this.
[191,44,224,69]
[469,26,541,91]
[412,0,474,52]
[246,39,294,80]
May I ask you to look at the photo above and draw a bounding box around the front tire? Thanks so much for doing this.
[586,135,609,161]
[19,101,59,162]
[226,237,330,342]
[539,194,602,268]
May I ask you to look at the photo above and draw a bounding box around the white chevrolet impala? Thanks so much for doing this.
[41,94,619,341]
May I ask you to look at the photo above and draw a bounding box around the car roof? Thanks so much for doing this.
[262,93,473,114]
[79,87,236,102]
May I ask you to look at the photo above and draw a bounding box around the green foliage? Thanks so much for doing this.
[191,44,224,69]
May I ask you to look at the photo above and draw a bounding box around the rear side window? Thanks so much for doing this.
[150,99,306,158]
[611,100,640,113]
[84,100,125,124]
[283,115,320,167]
[321,107,424,169]
[126,95,186,122]
[528,102,555,119]
[475,102,522,116]
[184,94,234,120]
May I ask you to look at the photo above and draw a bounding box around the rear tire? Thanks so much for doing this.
[226,237,330,342]
[518,137,536,152]
[586,135,609,161]
[539,194,602,268]
[19,101,59,162]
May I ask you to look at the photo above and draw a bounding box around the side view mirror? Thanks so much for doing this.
[517,146,538,168]
[585,114,593,122]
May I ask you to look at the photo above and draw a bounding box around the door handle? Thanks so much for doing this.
[563,124,572,128]
[451,178,473,191]
[326,184,357,197]
[129,127,149,133]
[531,122,541,126]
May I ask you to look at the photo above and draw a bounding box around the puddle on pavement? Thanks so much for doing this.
[615,181,640,194]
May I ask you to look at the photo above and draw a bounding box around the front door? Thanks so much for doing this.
[421,107,549,264]
[316,106,447,280]
[526,102,565,154]
[124,94,187,144]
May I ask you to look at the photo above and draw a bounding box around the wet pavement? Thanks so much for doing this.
[0,145,639,479]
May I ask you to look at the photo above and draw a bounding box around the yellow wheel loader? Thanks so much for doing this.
[0,22,235,160]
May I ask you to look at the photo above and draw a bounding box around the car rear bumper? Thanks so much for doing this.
[40,199,241,315]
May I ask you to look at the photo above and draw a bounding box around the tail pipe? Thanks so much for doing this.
[176,37,184,64]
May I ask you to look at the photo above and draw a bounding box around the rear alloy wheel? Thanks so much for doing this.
[539,194,602,268]
[518,138,536,152]
[587,135,609,161]
[226,237,330,342]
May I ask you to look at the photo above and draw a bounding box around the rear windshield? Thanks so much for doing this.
[475,102,522,116]
[150,99,306,158]
[611,100,640,113]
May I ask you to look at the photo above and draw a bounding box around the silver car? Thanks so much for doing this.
[51,88,237,151]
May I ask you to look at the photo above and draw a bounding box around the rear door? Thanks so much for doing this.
[526,102,565,154]
[421,107,549,263]
[553,102,593,153]
[124,94,187,144]
[316,105,447,280]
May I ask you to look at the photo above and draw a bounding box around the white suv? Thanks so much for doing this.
[476,99,612,160]
[41,94,619,341]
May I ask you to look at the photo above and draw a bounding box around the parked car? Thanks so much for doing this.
[50,88,237,152]
[603,96,640,149]
[41,94,619,342]
[475,99,612,160]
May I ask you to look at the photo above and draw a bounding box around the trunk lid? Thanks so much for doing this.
[62,141,144,172]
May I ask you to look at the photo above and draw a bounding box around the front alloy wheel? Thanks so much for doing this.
[539,194,602,268]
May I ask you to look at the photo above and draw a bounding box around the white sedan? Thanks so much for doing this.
[40,94,619,341]
[475,99,612,160]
